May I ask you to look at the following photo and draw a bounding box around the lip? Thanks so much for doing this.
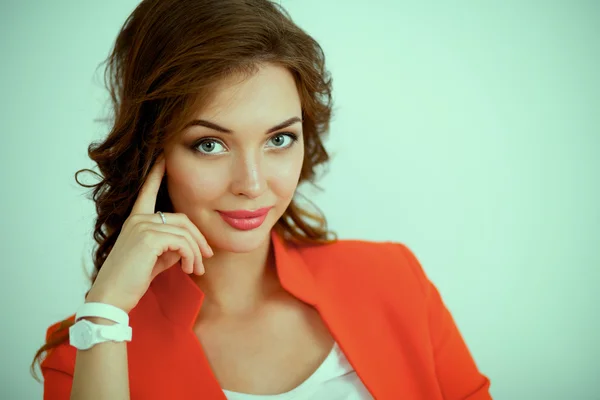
[217,207,273,219]
[217,207,273,231]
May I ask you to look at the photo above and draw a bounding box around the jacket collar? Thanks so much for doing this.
[149,230,318,330]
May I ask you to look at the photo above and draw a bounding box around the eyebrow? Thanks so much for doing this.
[184,116,303,135]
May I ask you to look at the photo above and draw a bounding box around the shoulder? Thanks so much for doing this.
[296,238,430,297]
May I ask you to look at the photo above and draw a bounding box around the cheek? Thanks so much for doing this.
[267,149,304,200]
[166,163,228,206]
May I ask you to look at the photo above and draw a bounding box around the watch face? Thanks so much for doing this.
[70,321,94,350]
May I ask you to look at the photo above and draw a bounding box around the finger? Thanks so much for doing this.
[176,214,215,258]
[183,219,213,259]
[131,155,166,216]
[152,231,196,276]
[142,222,205,275]
[164,213,213,258]
[170,226,205,275]
[168,236,195,275]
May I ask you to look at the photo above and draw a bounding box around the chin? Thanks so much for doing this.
[213,231,270,253]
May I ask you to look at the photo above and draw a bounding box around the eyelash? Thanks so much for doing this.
[191,132,299,155]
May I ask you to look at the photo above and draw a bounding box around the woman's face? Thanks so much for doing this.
[163,64,304,253]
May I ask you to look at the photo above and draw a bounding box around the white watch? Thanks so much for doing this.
[69,319,132,350]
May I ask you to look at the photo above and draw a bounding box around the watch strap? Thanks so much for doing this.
[76,302,129,325]
[97,322,133,341]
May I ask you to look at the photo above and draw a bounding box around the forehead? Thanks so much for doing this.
[197,64,302,128]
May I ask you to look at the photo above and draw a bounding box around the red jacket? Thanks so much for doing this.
[41,231,492,399]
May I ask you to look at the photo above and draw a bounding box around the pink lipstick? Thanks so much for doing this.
[217,207,272,231]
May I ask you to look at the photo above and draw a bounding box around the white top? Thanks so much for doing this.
[222,342,374,400]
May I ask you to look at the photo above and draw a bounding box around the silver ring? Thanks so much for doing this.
[156,211,166,224]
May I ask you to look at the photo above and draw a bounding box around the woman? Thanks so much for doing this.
[32,0,491,399]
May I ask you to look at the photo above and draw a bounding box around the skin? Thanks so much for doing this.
[162,63,334,394]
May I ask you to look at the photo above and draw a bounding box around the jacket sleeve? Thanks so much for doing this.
[41,322,75,400]
[400,244,492,400]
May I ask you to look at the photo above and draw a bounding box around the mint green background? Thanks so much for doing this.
[1,1,598,399]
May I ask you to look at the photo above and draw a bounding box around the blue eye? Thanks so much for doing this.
[195,139,226,155]
[267,133,298,148]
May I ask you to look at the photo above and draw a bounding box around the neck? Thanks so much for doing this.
[191,234,281,318]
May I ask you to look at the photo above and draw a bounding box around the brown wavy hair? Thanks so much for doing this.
[31,0,336,382]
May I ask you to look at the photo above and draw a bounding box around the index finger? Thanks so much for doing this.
[131,155,166,215]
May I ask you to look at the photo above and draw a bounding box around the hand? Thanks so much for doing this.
[85,155,213,313]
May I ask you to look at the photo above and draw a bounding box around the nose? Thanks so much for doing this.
[230,151,267,199]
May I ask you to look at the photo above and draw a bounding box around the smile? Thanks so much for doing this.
[217,207,273,231]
